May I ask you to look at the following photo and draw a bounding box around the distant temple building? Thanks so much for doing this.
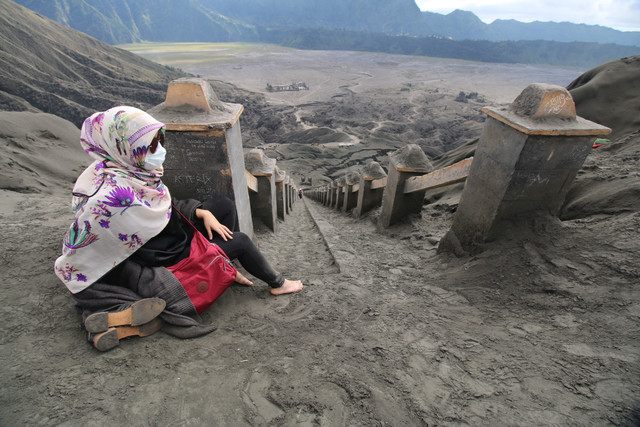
[266,82,309,92]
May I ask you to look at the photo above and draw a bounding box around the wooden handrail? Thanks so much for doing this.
[404,157,473,194]
[370,177,387,190]
[246,170,258,193]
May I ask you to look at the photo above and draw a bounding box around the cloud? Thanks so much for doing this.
[415,0,640,31]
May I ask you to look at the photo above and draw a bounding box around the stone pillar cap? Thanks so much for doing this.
[274,166,286,182]
[245,149,276,175]
[164,78,224,113]
[362,161,387,180]
[482,83,611,136]
[345,172,360,185]
[148,78,243,130]
[389,144,433,173]
[510,83,576,120]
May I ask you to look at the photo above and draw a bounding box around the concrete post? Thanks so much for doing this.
[355,161,387,218]
[379,145,433,228]
[287,176,294,210]
[439,83,611,254]
[274,167,286,221]
[293,181,298,205]
[335,176,347,210]
[287,176,292,211]
[342,172,361,213]
[328,181,337,207]
[149,77,254,239]
[245,149,278,233]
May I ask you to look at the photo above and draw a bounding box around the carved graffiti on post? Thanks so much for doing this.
[531,89,576,120]
[172,173,214,186]
[163,131,233,200]
[539,93,572,117]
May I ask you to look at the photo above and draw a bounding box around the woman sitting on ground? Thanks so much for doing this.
[54,106,303,351]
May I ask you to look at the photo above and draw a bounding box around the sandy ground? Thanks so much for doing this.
[1,48,639,426]
[152,48,581,105]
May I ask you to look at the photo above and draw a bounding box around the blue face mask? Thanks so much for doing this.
[144,143,166,170]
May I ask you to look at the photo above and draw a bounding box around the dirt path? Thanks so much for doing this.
[1,188,639,425]
[273,198,640,426]
[253,196,339,279]
[2,47,638,425]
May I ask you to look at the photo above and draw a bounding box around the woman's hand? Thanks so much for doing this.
[195,208,233,241]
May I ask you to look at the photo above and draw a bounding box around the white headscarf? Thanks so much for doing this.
[54,106,172,293]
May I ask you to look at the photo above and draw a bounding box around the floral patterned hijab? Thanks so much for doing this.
[55,106,172,293]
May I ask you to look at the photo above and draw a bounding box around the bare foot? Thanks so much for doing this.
[235,271,253,286]
[270,279,303,295]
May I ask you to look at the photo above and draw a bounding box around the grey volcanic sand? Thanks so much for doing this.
[1,49,639,426]
[147,48,580,104]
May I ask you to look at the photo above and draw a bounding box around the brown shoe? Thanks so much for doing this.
[84,298,166,333]
[91,317,164,352]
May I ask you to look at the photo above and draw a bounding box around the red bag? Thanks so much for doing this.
[167,206,237,313]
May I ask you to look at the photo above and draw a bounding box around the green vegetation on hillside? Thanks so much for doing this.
[14,0,640,68]
[0,0,189,126]
[118,42,292,66]
[261,28,638,69]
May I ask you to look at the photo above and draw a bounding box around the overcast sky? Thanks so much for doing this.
[415,0,640,32]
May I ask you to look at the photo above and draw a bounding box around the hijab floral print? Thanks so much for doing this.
[55,106,172,293]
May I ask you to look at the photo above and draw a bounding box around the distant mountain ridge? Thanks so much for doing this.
[13,0,260,44]
[423,10,640,47]
[202,0,427,36]
[13,0,640,47]
[13,0,427,44]
[5,0,638,69]
[0,0,188,126]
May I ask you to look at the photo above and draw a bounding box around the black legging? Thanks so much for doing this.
[195,197,284,288]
